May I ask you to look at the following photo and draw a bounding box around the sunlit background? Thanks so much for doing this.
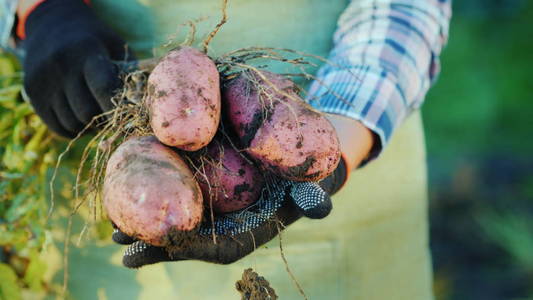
[1,1,532,299]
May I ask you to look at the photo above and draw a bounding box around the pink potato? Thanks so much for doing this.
[195,140,264,214]
[223,70,341,181]
[147,46,220,151]
[103,135,203,247]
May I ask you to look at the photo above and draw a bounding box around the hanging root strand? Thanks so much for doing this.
[202,0,229,53]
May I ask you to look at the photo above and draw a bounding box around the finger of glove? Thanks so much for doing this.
[102,31,135,62]
[22,61,73,137]
[53,95,85,135]
[122,241,180,269]
[112,228,137,245]
[84,54,122,112]
[22,83,70,138]
[65,78,103,125]
[32,105,74,138]
[290,181,332,219]
[164,201,302,265]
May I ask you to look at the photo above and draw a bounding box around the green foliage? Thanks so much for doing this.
[0,52,66,298]
[426,1,533,299]
[0,50,110,300]
[0,262,21,300]
[423,2,533,158]
[477,210,533,269]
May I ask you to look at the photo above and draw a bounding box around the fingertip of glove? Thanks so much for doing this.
[299,199,332,219]
[83,55,122,112]
[112,229,136,245]
[288,181,333,219]
[122,241,175,269]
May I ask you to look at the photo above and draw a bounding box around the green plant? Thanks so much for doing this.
[0,52,82,299]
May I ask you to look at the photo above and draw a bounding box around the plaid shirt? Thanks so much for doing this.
[308,0,452,159]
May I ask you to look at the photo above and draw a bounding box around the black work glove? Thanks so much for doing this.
[21,0,132,137]
[112,160,347,268]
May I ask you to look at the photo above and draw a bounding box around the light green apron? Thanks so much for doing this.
[44,1,434,299]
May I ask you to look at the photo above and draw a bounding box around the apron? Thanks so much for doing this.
[43,1,434,299]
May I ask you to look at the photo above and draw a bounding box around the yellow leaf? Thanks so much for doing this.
[0,263,22,300]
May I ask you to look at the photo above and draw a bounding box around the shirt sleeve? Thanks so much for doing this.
[0,0,18,47]
[307,0,452,160]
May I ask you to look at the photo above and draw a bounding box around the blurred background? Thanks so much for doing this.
[1,0,532,299]
[425,0,533,299]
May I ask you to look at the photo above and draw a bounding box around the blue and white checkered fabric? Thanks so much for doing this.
[0,0,18,47]
[307,0,451,160]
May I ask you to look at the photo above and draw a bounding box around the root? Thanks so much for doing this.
[184,21,197,46]
[276,220,308,300]
[202,0,229,53]
[216,46,361,110]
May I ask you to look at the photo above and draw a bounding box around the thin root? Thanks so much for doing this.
[202,0,229,53]
[276,220,308,300]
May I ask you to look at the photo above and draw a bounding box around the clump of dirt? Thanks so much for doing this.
[236,268,278,300]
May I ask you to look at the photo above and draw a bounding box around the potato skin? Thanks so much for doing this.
[223,71,341,181]
[103,136,203,247]
[148,47,220,151]
[196,141,264,214]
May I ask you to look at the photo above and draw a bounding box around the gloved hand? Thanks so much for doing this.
[21,0,132,137]
[112,160,347,268]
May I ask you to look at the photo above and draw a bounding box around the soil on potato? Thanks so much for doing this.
[235,268,278,300]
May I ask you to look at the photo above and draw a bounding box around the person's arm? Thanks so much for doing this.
[326,113,374,175]
[309,0,452,171]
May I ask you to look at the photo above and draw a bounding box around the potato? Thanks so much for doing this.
[194,140,264,214]
[103,135,203,247]
[223,70,340,181]
[147,47,220,151]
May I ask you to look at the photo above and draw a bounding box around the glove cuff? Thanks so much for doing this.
[16,0,91,39]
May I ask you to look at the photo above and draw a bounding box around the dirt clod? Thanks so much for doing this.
[235,268,278,300]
